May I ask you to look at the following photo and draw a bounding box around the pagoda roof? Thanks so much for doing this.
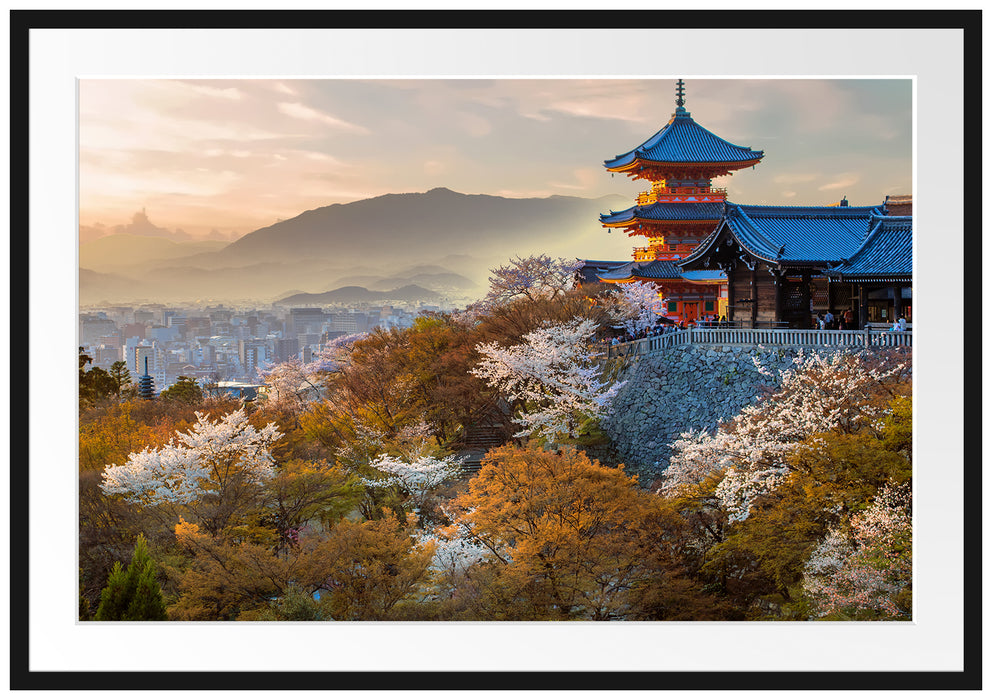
[600,201,725,226]
[605,108,764,171]
[594,259,726,283]
[826,215,913,282]
[595,260,644,282]
[576,259,632,285]
[625,260,684,280]
[680,202,885,269]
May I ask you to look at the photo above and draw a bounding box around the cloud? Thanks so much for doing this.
[277,102,369,134]
[549,167,600,191]
[189,85,244,101]
[818,174,861,191]
[773,173,818,184]
[453,111,491,137]
[424,160,447,175]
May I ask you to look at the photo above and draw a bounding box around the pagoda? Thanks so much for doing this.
[597,79,764,322]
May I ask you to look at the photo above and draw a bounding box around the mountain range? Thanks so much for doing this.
[79,188,630,305]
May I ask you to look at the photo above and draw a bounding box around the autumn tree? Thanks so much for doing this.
[79,348,117,406]
[170,514,435,621]
[108,360,133,398]
[450,444,668,620]
[159,376,204,405]
[94,534,167,621]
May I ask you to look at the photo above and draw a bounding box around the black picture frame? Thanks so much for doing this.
[9,8,982,693]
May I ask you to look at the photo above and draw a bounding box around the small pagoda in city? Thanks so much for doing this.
[595,79,764,322]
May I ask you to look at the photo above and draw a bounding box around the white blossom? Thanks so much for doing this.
[606,280,667,336]
[480,255,583,310]
[364,452,464,500]
[471,317,624,441]
[257,333,365,409]
[100,408,283,506]
[661,350,907,521]
[420,520,493,576]
[802,483,912,619]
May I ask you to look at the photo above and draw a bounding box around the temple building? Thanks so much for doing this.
[590,79,764,322]
[584,79,912,330]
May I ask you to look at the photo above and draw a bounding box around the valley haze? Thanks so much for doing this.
[79,188,629,306]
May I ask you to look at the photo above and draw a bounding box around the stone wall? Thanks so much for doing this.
[602,345,805,483]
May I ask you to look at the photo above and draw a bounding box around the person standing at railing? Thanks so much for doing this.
[824,309,835,330]
[893,315,907,332]
[843,308,854,330]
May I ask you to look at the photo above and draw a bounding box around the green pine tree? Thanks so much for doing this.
[94,534,167,621]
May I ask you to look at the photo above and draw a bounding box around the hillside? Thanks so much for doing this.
[277,284,441,305]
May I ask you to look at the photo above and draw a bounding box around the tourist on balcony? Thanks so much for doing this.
[824,309,835,329]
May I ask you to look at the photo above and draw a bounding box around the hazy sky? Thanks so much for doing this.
[79,78,912,240]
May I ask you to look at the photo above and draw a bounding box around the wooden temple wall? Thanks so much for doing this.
[755,272,778,323]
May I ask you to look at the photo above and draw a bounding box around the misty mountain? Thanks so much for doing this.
[329,270,479,293]
[193,188,628,268]
[277,285,442,305]
[79,189,629,304]
[80,234,228,273]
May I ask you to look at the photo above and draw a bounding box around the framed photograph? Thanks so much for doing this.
[10,8,980,694]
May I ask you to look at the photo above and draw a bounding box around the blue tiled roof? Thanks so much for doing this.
[629,260,684,280]
[600,201,725,225]
[596,261,642,282]
[827,216,912,281]
[605,109,763,170]
[595,259,713,282]
[722,203,883,264]
[679,270,727,282]
[678,202,888,270]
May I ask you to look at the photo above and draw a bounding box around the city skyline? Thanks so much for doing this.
[79,78,912,243]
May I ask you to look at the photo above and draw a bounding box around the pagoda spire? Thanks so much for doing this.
[674,78,689,117]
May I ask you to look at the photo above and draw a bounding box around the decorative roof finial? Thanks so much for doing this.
[675,79,686,109]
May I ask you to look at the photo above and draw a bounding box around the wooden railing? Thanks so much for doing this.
[604,328,912,359]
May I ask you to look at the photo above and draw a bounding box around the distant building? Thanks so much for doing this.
[132,345,155,375]
[290,308,325,336]
[80,315,118,345]
[273,337,300,363]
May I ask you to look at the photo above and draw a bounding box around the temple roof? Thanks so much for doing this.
[680,202,886,269]
[593,259,726,283]
[575,259,631,285]
[600,201,725,226]
[827,215,913,282]
[623,259,684,280]
[604,108,764,171]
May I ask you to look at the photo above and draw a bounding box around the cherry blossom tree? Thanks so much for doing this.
[607,280,667,336]
[660,349,909,522]
[258,333,365,410]
[802,483,912,619]
[480,254,584,309]
[365,453,464,511]
[471,317,624,441]
[100,408,283,534]
[361,421,463,520]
